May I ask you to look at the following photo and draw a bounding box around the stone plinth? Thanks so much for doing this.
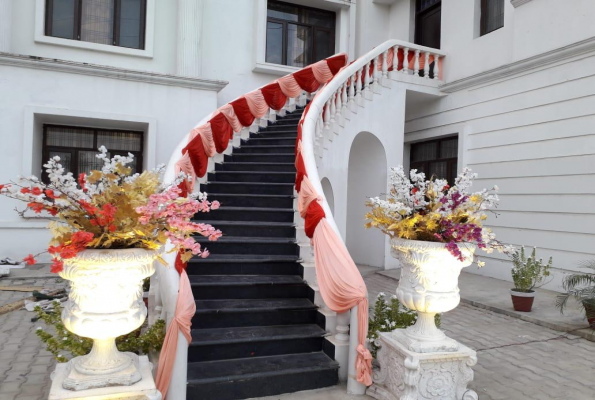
[49,355,161,400]
[367,332,478,400]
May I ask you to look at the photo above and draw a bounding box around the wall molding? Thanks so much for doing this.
[440,36,595,93]
[0,52,228,91]
[510,0,533,8]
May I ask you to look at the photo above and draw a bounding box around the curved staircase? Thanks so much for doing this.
[186,107,339,400]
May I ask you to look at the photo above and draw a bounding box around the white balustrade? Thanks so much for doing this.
[349,74,357,113]
[381,50,389,85]
[414,50,421,77]
[363,62,372,100]
[373,56,381,94]
[341,81,350,121]
[402,47,409,74]
[424,51,430,79]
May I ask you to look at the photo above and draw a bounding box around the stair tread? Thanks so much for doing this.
[190,275,304,286]
[206,193,294,198]
[190,254,299,262]
[195,236,296,244]
[213,171,296,175]
[204,181,294,186]
[198,220,294,227]
[191,324,325,345]
[187,352,338,384]
[238,145,294,148]
[202,206,293,212]
[217,162,296,166]
[195,298,316,313]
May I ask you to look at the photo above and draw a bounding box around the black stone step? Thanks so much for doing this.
[186,352,338,400]
[204,193,294,209]
[200,182,295,195]
[190,275,311,300]
[194,236,299,256]
[234,145,294,154]
[215,162,296,172]
[195,206,294,222]
[189,324,327,362]
[242,137,296,146]
[272,117,302,126]
[187,254,302,276]
[198,220,295,238]
[208,171,296,184]
[251,130,297,139]
[225,153,296,163]
[192,298,318,328]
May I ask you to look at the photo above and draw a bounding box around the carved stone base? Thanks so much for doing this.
[367,332,478,400]
[393,329,460,354]
[62,352,141,391]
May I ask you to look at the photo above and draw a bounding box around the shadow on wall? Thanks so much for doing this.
[346,131,387,268]
[320,177,335,215]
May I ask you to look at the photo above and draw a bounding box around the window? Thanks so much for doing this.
[480,0,504,36]
[42,125,143,182]
[266,0,336,68]
[414,0,441,49]
[410,137,458,184]
[45,0,147,49]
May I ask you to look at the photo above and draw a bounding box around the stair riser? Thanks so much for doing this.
[192,283,312,300]
[205,195,294,209]
[251,130,297,138]
[225,154,295,163]
[215,163,296,172]
[270,118,301,126]
[205,224,295,238]
[195,209,294,222]
[192,309,318,329]
[235,146,294,154]
[187,262,302,276]
[243,138,296,146]
[188,337,324,362]
[199,183,294,195]
[187,367,338,400]
[195,241,299,256]
[208,172,295,184]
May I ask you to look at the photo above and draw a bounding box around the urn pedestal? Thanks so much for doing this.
[58,248,156,391]
[367,239,478,400]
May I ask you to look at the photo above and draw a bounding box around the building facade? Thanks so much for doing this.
[1,0,594,293]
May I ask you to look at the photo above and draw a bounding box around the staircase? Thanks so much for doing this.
[186,107,339,400]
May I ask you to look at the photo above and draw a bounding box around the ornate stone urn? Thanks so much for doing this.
[58,248,156,391]
[390,237,475,353]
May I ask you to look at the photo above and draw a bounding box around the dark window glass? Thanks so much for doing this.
[266,0,335,67]
[410,136,458,184]
[45,0,146,49]
[414,0,441,50]
[48,0,76,39]
[42,125,143,182]
[480,0,504,36]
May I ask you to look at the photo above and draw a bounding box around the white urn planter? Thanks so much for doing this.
[58,248,156,391]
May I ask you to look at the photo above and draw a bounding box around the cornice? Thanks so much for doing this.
[0,52,228,92]
[440,36,595,93]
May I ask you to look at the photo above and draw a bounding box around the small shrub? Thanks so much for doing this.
[34,301,166,363]
[511,247,552,292]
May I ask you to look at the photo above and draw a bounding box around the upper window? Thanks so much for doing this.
[42,124,143,182]
[266,0,336,68]
[45,0,147,50]
[410,137,458,184]
[414,0,441,49]
[480,0,504,36]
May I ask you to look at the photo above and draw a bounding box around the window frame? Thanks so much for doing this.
[41,124,144,183]
[479,0,504,37]
[265,0,336,68]
[44,0,147,50]
[409,136,458,184]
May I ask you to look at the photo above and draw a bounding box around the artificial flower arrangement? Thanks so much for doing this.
[0,146,221,273]
[365,166,512,264]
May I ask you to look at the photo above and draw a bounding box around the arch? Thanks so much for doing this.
[320,177,335,215]
[346,131,387,268]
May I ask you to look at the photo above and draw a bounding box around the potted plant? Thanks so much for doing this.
[556,261,595,329]
[509,247,552,312]
[0,147,221,390]
[365,166,512,352]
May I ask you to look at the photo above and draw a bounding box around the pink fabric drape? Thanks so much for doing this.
[175,152,198,193]
[155,270,196,398]
[312,220,373,386]
[244,90,269,119]
[219,104,243,133]
[311,60,334,83]
[297,176,319,218]
[277,75,303,97]
[196,123,216,157]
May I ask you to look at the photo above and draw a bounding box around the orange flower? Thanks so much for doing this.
[22,254,36,265]
[50,258,64,273]
[27,202,45,213]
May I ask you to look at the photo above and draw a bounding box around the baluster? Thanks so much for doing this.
[336,89,344,128]
[329,93,336,133]
[334,310,351,383]
[424,51,430,79]
[414,50,421,77]
[381,49,389,85]
[250,118,259,133]
[355,69,364,107]
[433,55,441,80]
[259,110,268,128]
[363,62,372,100]
[341,81,350,121]
[349,73,357,113]
[373,55,381,94]
[402,47,409,74]
[323,100,331,132]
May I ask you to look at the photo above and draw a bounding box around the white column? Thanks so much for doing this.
[347,305,367,395]
[176,0,203,77]
[0,0,12,53]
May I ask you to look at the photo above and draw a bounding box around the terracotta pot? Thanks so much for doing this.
[583,300,595,329]
[510,289,535,312]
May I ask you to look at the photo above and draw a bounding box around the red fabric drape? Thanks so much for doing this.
[304,200,325,238]
[230,97,256,127]
[295,152,307,192]
[174,252,187,274]
[209,112,233,154]
[293,67,321,93]
[326,53,348,75]
[261,82,288,111]
[182,136,208,178]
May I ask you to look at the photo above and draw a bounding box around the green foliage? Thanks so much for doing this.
[556,260,595,320]
[510,247,552,292]
[34,301,166,363]
[367,293,440,358]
